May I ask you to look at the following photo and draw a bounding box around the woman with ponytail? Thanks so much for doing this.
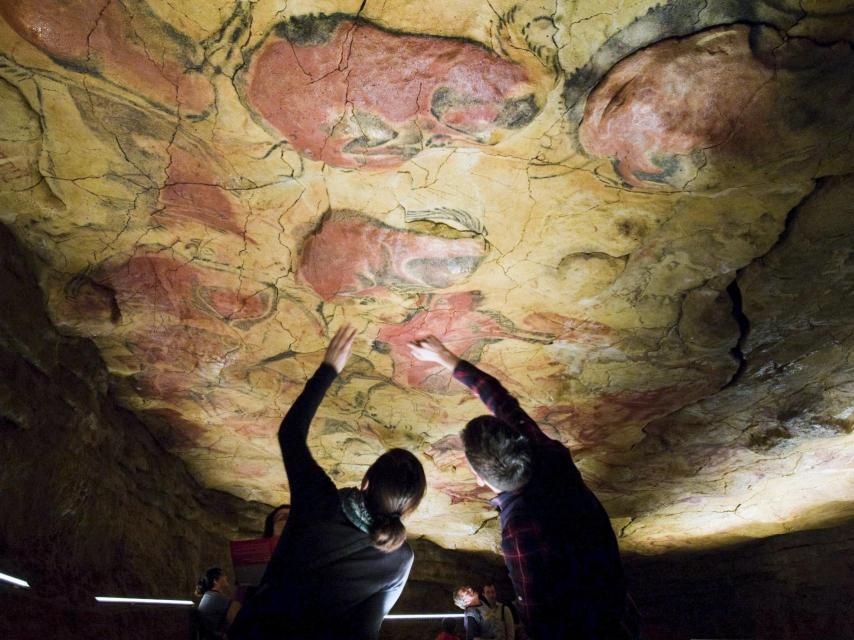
[229,325,426,640]
[194,567,240,636]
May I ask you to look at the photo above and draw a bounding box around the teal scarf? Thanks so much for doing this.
[339,487,373,533]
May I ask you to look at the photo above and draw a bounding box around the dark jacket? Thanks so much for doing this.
[229,364,414,640]
[454,360,626,639]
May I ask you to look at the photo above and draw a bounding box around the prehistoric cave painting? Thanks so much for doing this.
[58,275,122,330]
[533,382,710,444]
[403,208,486,236]
[124,324,240,370]
[434,480,494,505]
[96,252,277,329]
[425,434,467,471]
[226,414,282,440]
[241,15,543,169]
[375,292,511,391]
[522,312,615,347]
[298,211,487,300]
[0,0,212,113]
[579,25,772,188]
[578,24,854,188]
[156,146,253,240]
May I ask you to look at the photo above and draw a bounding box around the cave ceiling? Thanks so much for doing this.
[1,0,853,555]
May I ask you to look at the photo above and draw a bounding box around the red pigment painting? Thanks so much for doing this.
[532,382,710,444]
[579,26,773,187]
[523,311,615,346]
[245,16,539,168]
[375,292,509,390]
[433,481,494,505]
[424,434,467,470]
[1,0,212,112]
[98,253,276,328]
[299,211,486,299]
[156,147,252,240]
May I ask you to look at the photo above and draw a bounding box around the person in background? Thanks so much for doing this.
[454,585,496,640]
[262,504,290,538]
[436,616,461,640]
[410,336,629,640]
[228,325,427,640]
[482,584,515,640]
[195,567,241,637]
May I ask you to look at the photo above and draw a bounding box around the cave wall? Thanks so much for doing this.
[0,0,851,556]
[625,519,854,640]
[0,205,852,636]
[0,0,853,638]
[0,222,267,639]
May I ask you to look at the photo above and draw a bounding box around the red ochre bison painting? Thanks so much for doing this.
[579,24,854,188]
[96,253,277,329]
[0,0,212,113]
[243,15,542,169]
[156,147,253,240]
[298,211,487,299]
[375,292,510,391]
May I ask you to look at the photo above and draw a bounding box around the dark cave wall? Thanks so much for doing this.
[626,518,854,640]
[0,222,267,639]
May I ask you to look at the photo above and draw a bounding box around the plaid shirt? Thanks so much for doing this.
[454,360,627,639]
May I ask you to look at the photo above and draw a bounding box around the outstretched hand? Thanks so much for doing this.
[408,335,460,372]
[323,324,357,373]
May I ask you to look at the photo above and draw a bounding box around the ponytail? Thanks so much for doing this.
[194,567,222,598]
[362,448,426,553]
[369,512,407,553]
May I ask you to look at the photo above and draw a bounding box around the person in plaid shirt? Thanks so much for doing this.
[410,336,630,640]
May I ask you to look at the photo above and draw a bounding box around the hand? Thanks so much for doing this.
[323,324,357,373]
[407,335,460,371]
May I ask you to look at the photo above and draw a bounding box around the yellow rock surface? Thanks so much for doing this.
[0,0,852,554]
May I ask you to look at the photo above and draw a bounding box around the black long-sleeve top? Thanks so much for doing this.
[229,363,413,640]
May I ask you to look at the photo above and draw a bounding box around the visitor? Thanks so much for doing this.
[194,567,241,637]
[262,504,290,538]
[229,325,427,640]
[453,585,496,640]
[436,616,461,640]
[409,336,629,639]
[482,584,515,640]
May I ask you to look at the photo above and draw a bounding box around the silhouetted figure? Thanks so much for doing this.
[410,336,630,640]
[262,504,290,539]
[436,616,461,640]
[482,584,515,640]
[194,567,240,638]
[229,326,427,640]
[454,585,496,640]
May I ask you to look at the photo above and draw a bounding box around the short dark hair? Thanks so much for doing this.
[441,617,457,633]
[461,416,532,492]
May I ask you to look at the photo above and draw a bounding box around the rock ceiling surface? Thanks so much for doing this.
[0,0,852,554]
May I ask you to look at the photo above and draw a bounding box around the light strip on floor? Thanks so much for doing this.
[95,596,194,606]
[385,613,465,620]
[0,572,30,588]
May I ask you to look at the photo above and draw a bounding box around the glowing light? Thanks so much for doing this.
[95,596,194,606]
[0,572,30,588]
[385,613,465,620]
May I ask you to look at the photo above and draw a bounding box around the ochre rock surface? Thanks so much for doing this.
[0,0,852,560]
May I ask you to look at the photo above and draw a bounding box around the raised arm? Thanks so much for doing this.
[279,325,357,508]
[408,336,550,444]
